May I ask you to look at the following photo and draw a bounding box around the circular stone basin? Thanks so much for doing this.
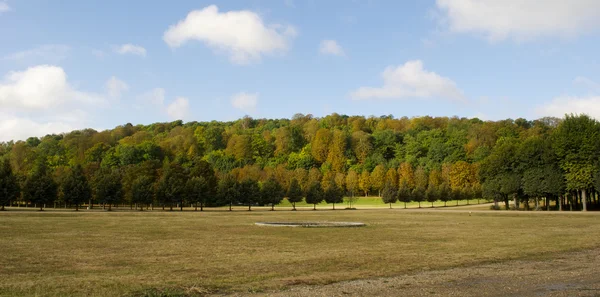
[255,222,366,228]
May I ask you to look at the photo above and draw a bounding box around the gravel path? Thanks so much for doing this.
[223,247,600,297]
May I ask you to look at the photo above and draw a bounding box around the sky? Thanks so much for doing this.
[1,0,600,141]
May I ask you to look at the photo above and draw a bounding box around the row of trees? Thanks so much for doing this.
[1,113,599,211]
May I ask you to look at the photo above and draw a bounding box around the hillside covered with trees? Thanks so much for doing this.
[0,113,598,211]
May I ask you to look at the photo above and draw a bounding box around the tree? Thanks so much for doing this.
[286,178,303,210]
[359,170,370,197]
[23,161,57,211]
[217,174,239,211]
[311,128,331,164]
[0,159,20,211]
[260,177,285,211]
[305,182,324,210]
[155,160,187,211]
[425,183,439,207]
[397,180,412,209]
[131,175,155,210]
[370,165,386,197]
[237,178,260,211]
[553,114,600,211]
[345,169,359,208]
[381,183,398,209]
[412,187,425,208]
[323,178,344,210]
[92,169,122,211]
[326,130,348,172]
[61,165,91,211]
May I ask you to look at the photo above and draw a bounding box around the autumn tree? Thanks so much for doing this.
[370,165,386,197]
[326,129,348,172]
[311,128,331,164]
[359,170,370,196]
[323,178,344,210]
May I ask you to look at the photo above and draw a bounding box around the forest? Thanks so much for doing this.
[0,113,598,212]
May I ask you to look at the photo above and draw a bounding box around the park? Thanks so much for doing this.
[2,203,600,296]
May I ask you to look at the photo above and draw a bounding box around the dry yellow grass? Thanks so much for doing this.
[1,209,600,296]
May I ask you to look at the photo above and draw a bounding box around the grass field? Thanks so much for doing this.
[1,209,599,296]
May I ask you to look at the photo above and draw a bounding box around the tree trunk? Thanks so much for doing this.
[445,201,447,207]
[248,204,251,211]
[75,203,79,211]
[195,203,198,211]
[431,202,434,208]
[271,204,275,211]
[389,202,392,209]
[582,189,588,211]
[200,203,203,211]
[333,203,335,210]
[169,203,173,211]
[404,201,407,209]
[108,204,112,211]
[229,201,232,211]
[39,204,43,211]
[418,201,421,208]
[292,202,296,211]
[1,205,4,211]
[466,199,469,205]
[313,203,316,210]
[180,203,183,211]
[514,196,519,210]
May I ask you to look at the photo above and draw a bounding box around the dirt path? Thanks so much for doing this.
[223,248,600,297]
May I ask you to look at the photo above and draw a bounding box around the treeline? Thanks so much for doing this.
[0,113,598,211]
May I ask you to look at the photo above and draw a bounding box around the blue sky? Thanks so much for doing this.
[1,0,600,141]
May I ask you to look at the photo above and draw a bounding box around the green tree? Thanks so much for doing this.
[381,182,398,209]
[553,114,600,211]
[397,180,412,208]
[23,161,58,211]
[155,160,187,211]
[323,178,344,210]
[305,182,324,210]
[0,159,20,211]
[260,177,285,211]
[61,164,91,211]
[131,175,155,210]
[217,174,239,211]
[237,178,260,211]
[92,169,122,211]
[286,178,303,210]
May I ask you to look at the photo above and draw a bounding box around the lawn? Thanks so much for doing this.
[1,209,599,296]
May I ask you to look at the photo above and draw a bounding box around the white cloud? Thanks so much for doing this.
[3,45,70,62]
[0,2,10,13]
[0,113,76,142]
[319,39,345,56]
[0,65,103,110]
[0,65,103,141]
[231,92,258,113]
[114,44,147,57]
[536,96,600,119]
[166,97,190,120]
[105,76,129,98]
[163,5,296,64]
[350,60,464,101]
[435,0,600,42]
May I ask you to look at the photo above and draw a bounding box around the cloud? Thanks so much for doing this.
[105,76,129,98]
[284,0,295,8]
[163,5,296,64]
[0,65,103,141]
[166,97,190,120]
[0,2,10,13]
[350,60,464,101]
[231,92,258,113]
[536,96,600,119]
[0,65,104,110]
[3,45,70,63]
[114,44,147,57]
[435,0,600,41]
[319,39,345,56]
